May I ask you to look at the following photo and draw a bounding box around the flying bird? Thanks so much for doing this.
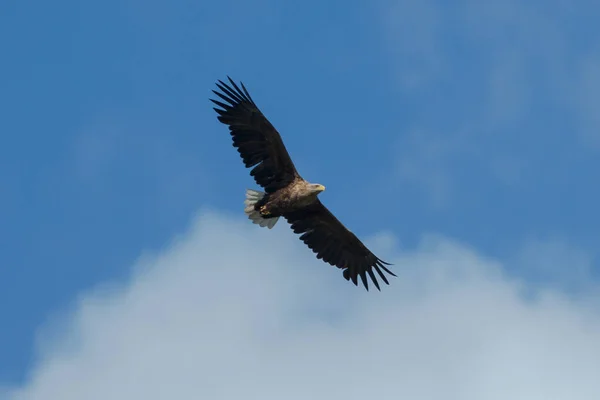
[210,77,396,291]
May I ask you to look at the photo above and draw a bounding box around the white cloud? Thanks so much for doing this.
[514,236,596,293]
[382,0,443,89]
[393,127,476,208]
[574,50,600,148]
[383,0,600,204]
[71,116,209,218]
[4,209,600,399]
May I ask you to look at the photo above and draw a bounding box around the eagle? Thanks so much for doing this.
[210,77,396,291]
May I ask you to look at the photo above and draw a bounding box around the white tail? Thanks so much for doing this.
[244,189,280,229]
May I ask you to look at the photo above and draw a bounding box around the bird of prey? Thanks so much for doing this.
[210,77,395,291]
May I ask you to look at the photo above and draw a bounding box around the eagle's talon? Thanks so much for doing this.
[259,205,270,216]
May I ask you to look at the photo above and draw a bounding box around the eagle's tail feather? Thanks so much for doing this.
[244,189,279,229]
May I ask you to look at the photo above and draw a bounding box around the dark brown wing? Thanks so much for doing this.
[211,77,300,193]
[283,200,396,291]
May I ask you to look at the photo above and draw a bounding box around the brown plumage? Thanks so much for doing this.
[210,76,396,291]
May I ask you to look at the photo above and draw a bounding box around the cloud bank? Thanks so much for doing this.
[4,210,600,400]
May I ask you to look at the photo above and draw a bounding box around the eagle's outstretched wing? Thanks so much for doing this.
[211,77,300,193]
[283,200,396,291]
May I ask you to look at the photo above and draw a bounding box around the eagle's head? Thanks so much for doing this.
[309,183,326,194]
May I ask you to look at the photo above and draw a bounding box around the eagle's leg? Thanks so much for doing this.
[244,189,279,229]
[259,204,272,217]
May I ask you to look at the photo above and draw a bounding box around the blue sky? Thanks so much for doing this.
[2,0,600,397]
